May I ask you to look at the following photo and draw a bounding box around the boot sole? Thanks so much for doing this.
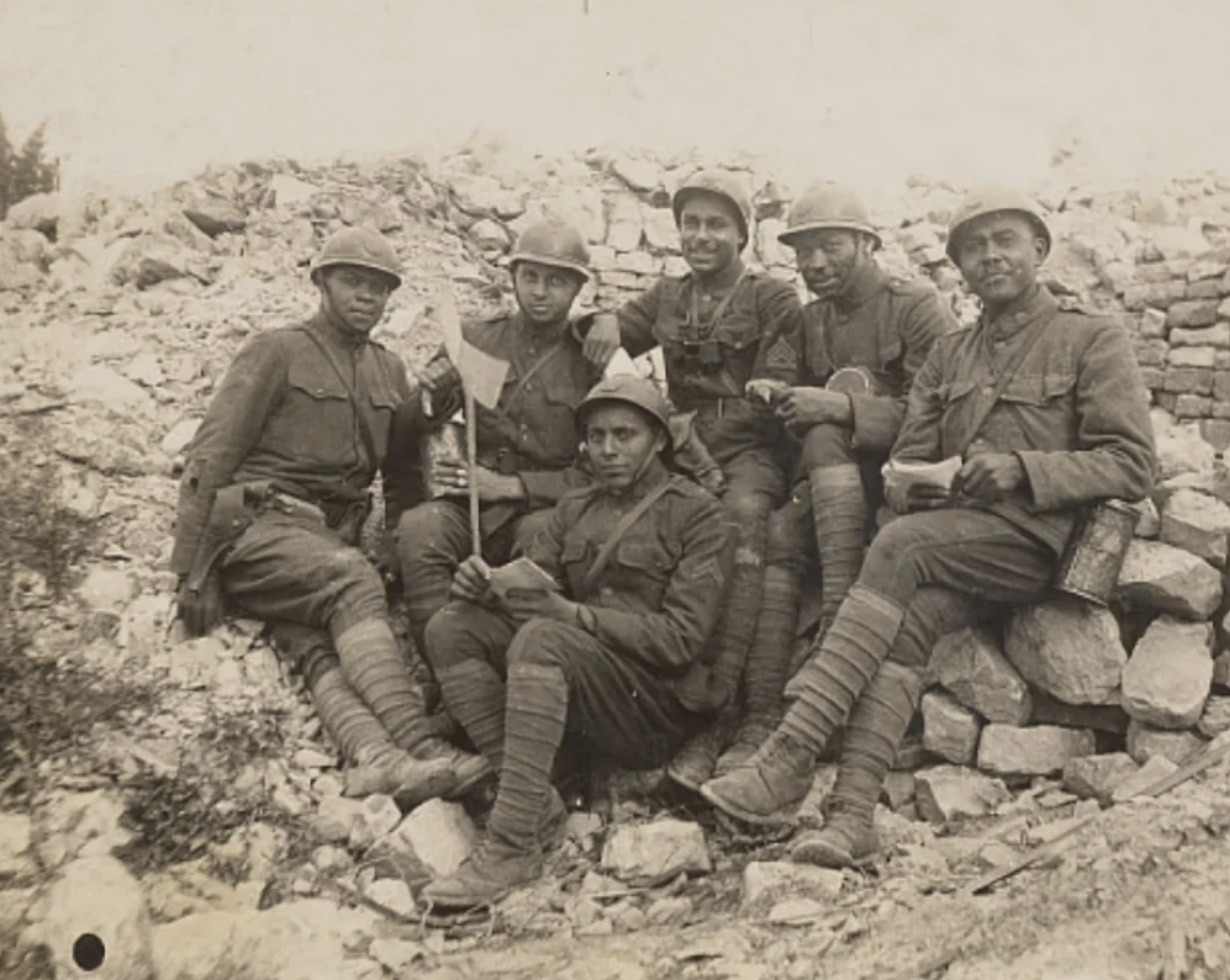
[698,782,799,828]
[665,764,711,795]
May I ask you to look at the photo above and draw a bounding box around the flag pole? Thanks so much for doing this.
[465,387,482,558]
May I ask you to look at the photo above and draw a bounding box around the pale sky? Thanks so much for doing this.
[2,0,1229,196]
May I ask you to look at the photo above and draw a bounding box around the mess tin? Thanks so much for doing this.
[1054,498,1141,605]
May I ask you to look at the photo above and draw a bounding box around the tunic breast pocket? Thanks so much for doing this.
[999,372,1076,441]
[280,361,353,462]
[561,537,591,598]
[613,539,675,606]
[529,377,584,462]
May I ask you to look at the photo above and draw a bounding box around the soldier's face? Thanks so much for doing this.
[513,261,583,326]
[318,266,395,333]
[585,404,666,491]
[954,213,1046,308]
[678,196,743,276]
[790,229,869,299]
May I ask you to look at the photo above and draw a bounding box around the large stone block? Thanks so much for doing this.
[930,625,1032,724]
[1159,488,1230,566]
[1167,298,1223,329]
[1126,719,1207,764]
[1115,539,1222,619]
[384,799,477,879]
[1171,323,1230,349]
[1122,280,1187,311]
[921,690,983,765]
[601,819,711,885]
[914,765,1012,823]
[1133,338,1169,366]
[1168,346,1217,369]
[1163,366,1213,395]
[1004,597,1127,705]
[1121,616,1213,729]
[1061,752,1140,803]
[976,724,1097,777]
[605,198,644,252]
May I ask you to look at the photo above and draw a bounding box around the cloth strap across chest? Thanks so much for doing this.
[580,481,674,595]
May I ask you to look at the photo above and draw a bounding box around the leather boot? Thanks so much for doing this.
[789,660,923,868]
[667,708,735,793]
[699,729,816,826]
[334,618,492,797]
[421,836,546,910]
[306,660,459,806]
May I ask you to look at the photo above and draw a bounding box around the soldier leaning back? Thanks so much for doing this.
[701,188,1157,869]
[383,220,604,659]
[582,169,805,792]
[171,227,485,803]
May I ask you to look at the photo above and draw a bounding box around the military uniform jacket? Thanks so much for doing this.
[528,462,737,713]
[892,285,1156,554]
[615,261,803,460]
[798,262,953,453]
[385,312,602,519]
[170,312,412,576]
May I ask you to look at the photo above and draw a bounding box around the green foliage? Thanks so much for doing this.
[0,113,60,214]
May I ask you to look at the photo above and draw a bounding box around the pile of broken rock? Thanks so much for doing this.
[7,143,1230,979]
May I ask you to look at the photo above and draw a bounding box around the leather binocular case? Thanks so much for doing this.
[1054,498,1141,605]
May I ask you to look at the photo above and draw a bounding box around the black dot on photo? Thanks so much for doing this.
[72,933,106,972]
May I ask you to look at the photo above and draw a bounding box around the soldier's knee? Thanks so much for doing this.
[722,486,773,525]
[325,548,387,625]
[423,605,467,668]
[397,502,464,564]
[800,423,855,471]
[507,618,572,668]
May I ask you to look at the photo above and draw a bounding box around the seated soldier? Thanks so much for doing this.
[171,228,484,802]
[383,220,603,658]
[714,183,952,776]
[420,376,736,909]
[700,188,1156,867]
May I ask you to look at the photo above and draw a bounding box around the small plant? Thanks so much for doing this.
[0,113,60,214]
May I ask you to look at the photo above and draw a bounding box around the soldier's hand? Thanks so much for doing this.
[450,555,493,602]
[777,387,852,428]
[954,453,1026,501]
[436,461,526,502]
[176,574,226,638]
[581,313,621,370]
[896,484,952,514]
[502,588,577,625]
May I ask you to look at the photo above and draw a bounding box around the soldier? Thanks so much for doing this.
[581,170,804,790]
[700,188,1156,867]
[713,184,953,775]
[384,220,603,658]
[420,376,735,908]
[172,227,484,803]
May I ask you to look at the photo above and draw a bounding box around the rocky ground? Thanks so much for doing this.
[6,142,1230,979]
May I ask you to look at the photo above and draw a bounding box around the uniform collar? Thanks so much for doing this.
[311,309,371,350]
[979,284,1058,342]
[831,260,886,311]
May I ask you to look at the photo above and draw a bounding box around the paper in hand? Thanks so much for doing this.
[487,556,561,601]
[881,456,963,496]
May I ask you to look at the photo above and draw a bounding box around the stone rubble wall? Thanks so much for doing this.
[5,144,1230,846]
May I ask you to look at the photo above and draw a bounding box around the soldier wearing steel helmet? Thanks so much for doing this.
[419,375,736,909]
[710,183,955,776]
[700,187,1155,867]
[383,219,605,665]
[580,168,806,792]
[170,226,485,805]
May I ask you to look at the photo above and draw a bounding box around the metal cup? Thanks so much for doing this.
[1054,499,1141,605]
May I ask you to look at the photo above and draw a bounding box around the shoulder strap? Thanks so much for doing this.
[581,481,674,595]
[956,309,1060,457]
[296,327,379,472]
